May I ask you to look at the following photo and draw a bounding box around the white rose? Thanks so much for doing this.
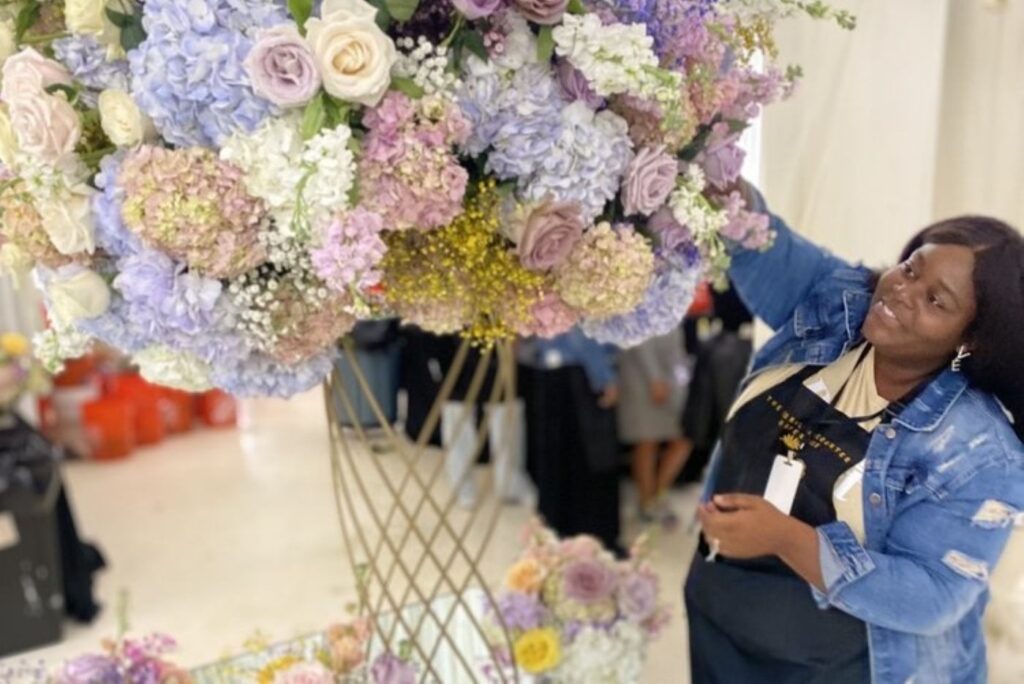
[98,89,150,146]
[39,186,96,256]
[65,0,108,36]
[0,20,15,69]
[305,15,396,107]
[9,93,81,163]
[44,265,111,325]
[0,105,19,168]
[133,346,213,392]
[1,48,72,104]
[320,0,380,21]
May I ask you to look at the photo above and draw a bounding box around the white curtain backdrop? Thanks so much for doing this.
[758,2,1023,680]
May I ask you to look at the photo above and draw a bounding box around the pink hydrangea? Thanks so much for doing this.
[119,146,267,279]
[359,92,470,231]
[516,292,579,339]
[311,208,388,293]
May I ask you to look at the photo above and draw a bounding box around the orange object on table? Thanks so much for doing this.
[157,388,194,434]
[53,356,97,387]
[82,397,135,460]
[106,373,165,445]
[196,390,237,428]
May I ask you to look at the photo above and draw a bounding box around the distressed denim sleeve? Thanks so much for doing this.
[814,459,1023,635]
[728,190,852,331]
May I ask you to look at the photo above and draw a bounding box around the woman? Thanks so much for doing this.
[686,187,1024,684]
[617,327,693,528]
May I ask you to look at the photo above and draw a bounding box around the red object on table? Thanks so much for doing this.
[157,389,194,434]
[82,397,135,460]
[105,373,165,445]
[196,390,237,428]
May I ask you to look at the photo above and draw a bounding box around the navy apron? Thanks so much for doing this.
[685,354,879,683]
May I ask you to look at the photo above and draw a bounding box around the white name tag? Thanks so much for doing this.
[0,512,19,551]
[764,454,805,515]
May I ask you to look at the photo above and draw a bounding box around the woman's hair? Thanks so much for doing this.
[900,215,1024,440]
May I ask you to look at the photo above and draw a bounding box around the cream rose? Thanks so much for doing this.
[1,48,71,104]
[320,0,380,21]
[65,0,108,36]
[98,89,150,146]
[44,265,111,325]
[39,186,96,256]
[133,346,214,392]
[305,12,396,107]
[0,20,15,69]
[0,106,19,168]
[10,93,81,163]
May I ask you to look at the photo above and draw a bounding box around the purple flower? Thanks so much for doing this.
[312,208,387,292]
[513,199,585,272]
[370,653,417,684]
[54,654,121,684]
[562,558,619,604]
[452,0,503,20]
[114,249,224,336]
[496,591,548,631]
[556,60,604,110]
[618,572,658,622]
[622,145,679,216]
[698,121,745,190]
[514,0,569,25]
[244,25,321,108]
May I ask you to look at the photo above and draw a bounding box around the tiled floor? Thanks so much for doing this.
[3,390,700,682]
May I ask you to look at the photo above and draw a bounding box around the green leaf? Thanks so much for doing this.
[287,0,314,34]
[365,0,393,30]
[105,8,134,29]
[300,93,326,141]
[15,1,41,43]
[536,26,555,63]
[568,0,586,15]
[459,30,488,62]
[323,96,352,129]
[390,76,424,99]
[45,83,78,103]
[120,23,147,52]
[385,0,420,22]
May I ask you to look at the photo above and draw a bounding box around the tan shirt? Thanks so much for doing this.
[729,344,887,542]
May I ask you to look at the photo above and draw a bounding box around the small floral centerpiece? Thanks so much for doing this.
[0,331,48,411]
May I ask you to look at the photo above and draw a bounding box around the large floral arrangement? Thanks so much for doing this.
[482,524,671,683]
[0,0,851,397]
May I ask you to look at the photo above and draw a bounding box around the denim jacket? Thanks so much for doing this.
[701,209,1024,684]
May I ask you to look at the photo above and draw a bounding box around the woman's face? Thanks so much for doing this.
[863,243,978,369]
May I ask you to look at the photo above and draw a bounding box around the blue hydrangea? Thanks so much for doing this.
[582,253,702,348]
[93,153,144,258]
[128,0,289,147]
[53,35,130,92]
[209,350,336,398]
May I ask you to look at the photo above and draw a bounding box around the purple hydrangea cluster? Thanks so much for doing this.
[92,153,143,258]
[588,0,719,68]
[582,251,702,348]
[129,0,289,147]
[52,35,130,92]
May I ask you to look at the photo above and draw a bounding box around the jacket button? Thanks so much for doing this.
[869,493,883,506]
[885,427,897,439]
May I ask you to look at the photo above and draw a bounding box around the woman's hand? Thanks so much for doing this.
[698,494,797,559]
[649,379,670,405]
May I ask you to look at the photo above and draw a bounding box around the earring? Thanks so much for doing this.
[951,345,971,373]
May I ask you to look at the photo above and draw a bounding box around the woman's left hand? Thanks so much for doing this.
[698,494,796,560]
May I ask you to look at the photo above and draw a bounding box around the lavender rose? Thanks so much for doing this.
[515,0,570,25]
[370,653,417,684]
[556,60,603,110]
[452,0,503,20]
[618,572,658,622]
[647,207,692,252]
[496,590,548,631]
[245,25,322,108]
[53,654,120,684]
[699,121,745,190]
[622,145,679,217]
[562,558,618,604]
[512,199,585,272]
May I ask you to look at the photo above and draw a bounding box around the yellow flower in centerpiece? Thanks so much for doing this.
[513,628,561,675]
[0,333,28,357]
[256,655,302,684]
[504,557,546,595]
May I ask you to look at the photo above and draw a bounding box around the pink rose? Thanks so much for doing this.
[514,0,570,25]
[452,0,503,20]
[1,48,71,104]
[514,199,584,272]
[562,558,619,604]
[245,25,322,108]
[10,93,81,162]
[618,572,658,622]
[622,145,679,217]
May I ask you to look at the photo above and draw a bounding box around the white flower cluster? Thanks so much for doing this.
[133,346,213,392]
[669,165,731,275]
[32,325,93,374]
[557,622,646,684]
[393,36,461,98]
[491,10,540,73]
[553,13,683,127]
[16,159,98,257]
[220,116,355,241]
